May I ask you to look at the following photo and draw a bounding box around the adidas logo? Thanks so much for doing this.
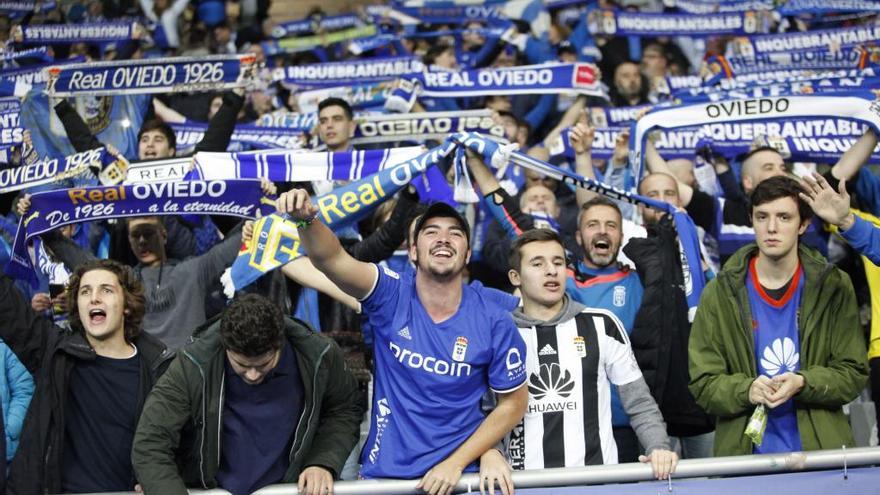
[538,344,557,356]
[397,327,412,340]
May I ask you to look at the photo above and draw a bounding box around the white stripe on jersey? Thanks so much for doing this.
[510,308,643,470]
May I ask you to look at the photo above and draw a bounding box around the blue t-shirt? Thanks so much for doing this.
[746,257,803,454]
[359,265,527,479]
[566,262,644,427]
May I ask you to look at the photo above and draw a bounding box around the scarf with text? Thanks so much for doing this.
[630,93,880,180]
[172,123,307,153]
[587,8,769,38]
[727,24,880,57]
[414,62,605,98]
[272,56,424,87]
[18,22,138,44]
[46,54,255,97]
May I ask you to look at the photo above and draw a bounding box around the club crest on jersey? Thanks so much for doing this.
[613,285,626,307]
[574,336,586,358]
[452,336,468,362]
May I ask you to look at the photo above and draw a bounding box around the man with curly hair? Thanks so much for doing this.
[133,293,363,495]
[0,258,174,493]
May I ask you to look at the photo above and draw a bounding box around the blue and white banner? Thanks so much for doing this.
[587,8,768,37]
[0,97,23,146]
[190,146,424,183]
[703,49,878,82]
[124,157,193,184]
[779,0,880,15]
[665,0,775,13]
[257,111,318,132]
[0,0,54,13]
[1,46,53,63]
[273,56,423,87]
[676,74,878,99]
[172,122,307,153]
[728,24,880,57]
[348,34,397,56]
[584,105,653,128]
[7,179,271,285]
[630,94,880,180]
[416,62,605,97]
[348,110,506,145]
[0,147,129,193]
[46,54,255,97]
[296,82,392,113]
[0,56,86,87]
[271,13,364,38]
[704,67,879,91]
[366,3,505,25]
[18,22,137,44]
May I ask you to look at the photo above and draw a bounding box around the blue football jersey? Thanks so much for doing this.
[359,265,527,479]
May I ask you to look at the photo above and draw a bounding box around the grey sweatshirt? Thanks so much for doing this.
[512,296,671,457]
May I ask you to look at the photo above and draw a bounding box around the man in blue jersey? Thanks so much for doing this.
[276,189,529,495]
[690,176,867,455]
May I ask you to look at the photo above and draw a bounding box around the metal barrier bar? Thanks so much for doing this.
[84,447,880,495]
[248,447,880,495]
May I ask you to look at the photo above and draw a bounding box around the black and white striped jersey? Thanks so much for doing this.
[509,308,643,470]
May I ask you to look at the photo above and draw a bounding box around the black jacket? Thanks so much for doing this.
[0,274,174,494]
[622,216,714,437]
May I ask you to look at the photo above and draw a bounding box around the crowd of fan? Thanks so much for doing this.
[0,0,878,494]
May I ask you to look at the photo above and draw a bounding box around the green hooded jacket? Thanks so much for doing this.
[689,243,868,456]
[132,317,363,494]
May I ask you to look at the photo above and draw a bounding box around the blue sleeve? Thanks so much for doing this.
[482,188,534,240]
[467,36,501,68]
[854,167,880,217]
[523,36,555,64]
[841,215,880,266]
[361,264,403,341]
[487,315,527,393]
[524,94,556,131]
[3,342,33,458]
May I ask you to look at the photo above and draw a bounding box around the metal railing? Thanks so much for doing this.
[245,446,880,494]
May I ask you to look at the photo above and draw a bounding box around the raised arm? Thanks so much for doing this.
[569,117,597,207]
[645,138,694,206]
[830,128,879,182]
[276,190,378,300]
[281,257,360,312]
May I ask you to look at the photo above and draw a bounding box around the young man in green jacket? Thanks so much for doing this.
[689,176,868,456]
[132,293,363,495]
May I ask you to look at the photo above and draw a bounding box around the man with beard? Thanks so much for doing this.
[276,188,528,495]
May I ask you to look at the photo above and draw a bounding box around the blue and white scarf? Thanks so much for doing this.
[415,62,605,98]
[272,56,424,87]
[271,13,365,39]
[0,0,55,14]
[347,110,506,146]
[630,93,880,180]
[257,111,318,132]
[779,0,880,15]
[8,179,272,285]
[1,46,53,64]
[704,49,878,83]
[19,22,138,44]
[666,0,774,14]
[296,82,391,113]
[587,8,768,37]
[46,54,255,97]
[728,24,880,57]
[0,147,126,193]
[172,123,307,153]
[190,146,425,183]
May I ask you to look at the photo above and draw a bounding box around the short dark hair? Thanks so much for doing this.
[219,293,285,357]
[749,175,813,223]
[67,259,146,343]
[423,41,454,66]
[509,228,564,271]
[138,119,177,151]
[578,196,622,226]
[317,97,353,120]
